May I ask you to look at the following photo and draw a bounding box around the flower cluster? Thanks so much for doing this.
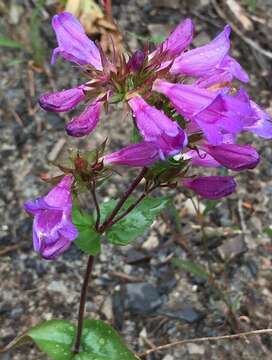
[26,12,272,258]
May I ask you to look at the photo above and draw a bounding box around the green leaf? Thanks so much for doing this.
[264,227,272,239]
[73,320,138,360]
[203,200,221,215]
[130,125,142,144]
[1,320,139,360]
[102,197,168,246]
[72,208,101,256]
[0,38,23,48]
[172,258,209,280]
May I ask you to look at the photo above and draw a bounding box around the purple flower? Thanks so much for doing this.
[39,87,86,112]
[202,143,260,171]
[182,176,236,199]
[184,149,220,168]
[151,18,194,58]
[170,25,231,77]
[51,12,102,70]
[104,142,160,167]
[24,175,78,260]
[243,101,272,139]
[128,96,187,158]
[65,98,102,137]
[153,80,254,145]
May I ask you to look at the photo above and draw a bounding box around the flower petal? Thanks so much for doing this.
[104,142,160,167]
[65,98,102,137]
[39,87,85,112]
[51,12,102,70]
[171,25,231,76]
[182,176,236,199]
[152,18,194,58]
[202,143,260,171]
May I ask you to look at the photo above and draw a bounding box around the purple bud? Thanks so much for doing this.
[104,142,160,167]
[202,143,260,171]
[24,175,78,260]
[184,149,220,168]
[151,18,194,58]
[51,12,102,70]
[128,96,187,157]
[171,25,231,76]
[65,99,102,137]
[127,50,145,72]
[182,176,236,199]
[39,87,85,112]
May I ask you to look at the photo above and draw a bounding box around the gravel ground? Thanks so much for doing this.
[0,1,272,359]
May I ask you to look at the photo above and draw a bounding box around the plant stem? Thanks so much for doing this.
[98,167,148,233]
[90,182,100,231]
[74,255,95,354]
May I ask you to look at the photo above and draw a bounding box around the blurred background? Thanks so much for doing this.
[0,0,272,359]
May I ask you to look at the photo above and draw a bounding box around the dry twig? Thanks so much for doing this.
[212,0,272,59]
[138,328,272,357]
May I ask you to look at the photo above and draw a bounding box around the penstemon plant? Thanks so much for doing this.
[2,3,272,359]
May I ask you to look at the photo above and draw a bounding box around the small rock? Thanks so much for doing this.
[163,355,174,360]
[218,237,247,261]
[142,232,159,250]
[47,280,68,294]
[159,306,204,324]
[187,343,205,355]
[101,297,113,321]
[151,0,180,9]
[125,283,162,314]
[126,249,151,264]
[9,3,24,25]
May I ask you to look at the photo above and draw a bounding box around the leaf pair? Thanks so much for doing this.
[1,319,139,360]
[72,196,168,255]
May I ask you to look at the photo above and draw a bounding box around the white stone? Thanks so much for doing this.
[187,343,205,355]
[142,233,159,250]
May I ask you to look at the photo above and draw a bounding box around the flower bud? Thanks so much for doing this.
[182,176,236,199]
[39,87,85,112]
[202,143,260,171]
[65,99,102,137]
[104,142,160,167]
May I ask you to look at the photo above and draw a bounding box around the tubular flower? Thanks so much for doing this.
[150,18,194,58]
[104,142,160,167]
[170,26,231,77]
[39,87,86,112]
[24,176,78,260]
[65,97,103,137]
[51,12,102,69]
[128,96,187,158]
[202,144,260,171]
[182,176,237,199]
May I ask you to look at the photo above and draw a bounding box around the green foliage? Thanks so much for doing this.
[72,208,101,256]
[172,257,209,280]
[100,196,169,245]
[1,320,138,360]
[29,0,46,65]
[128,31,166,45]
[203,200,221,215]
[0,38,23,48]
[264,227,272,239]
[130,125,143,144]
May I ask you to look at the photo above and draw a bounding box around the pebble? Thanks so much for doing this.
[163,355,174,360]
[142,232,159,250]
[187,343,205,355]
[218,237,247,261]
[125,283,162,314]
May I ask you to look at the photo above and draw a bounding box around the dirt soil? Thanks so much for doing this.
[0,0,272,359]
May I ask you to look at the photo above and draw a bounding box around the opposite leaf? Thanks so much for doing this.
[72,207,101,256]
[101,197,169,246]
[0,319,139,360]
